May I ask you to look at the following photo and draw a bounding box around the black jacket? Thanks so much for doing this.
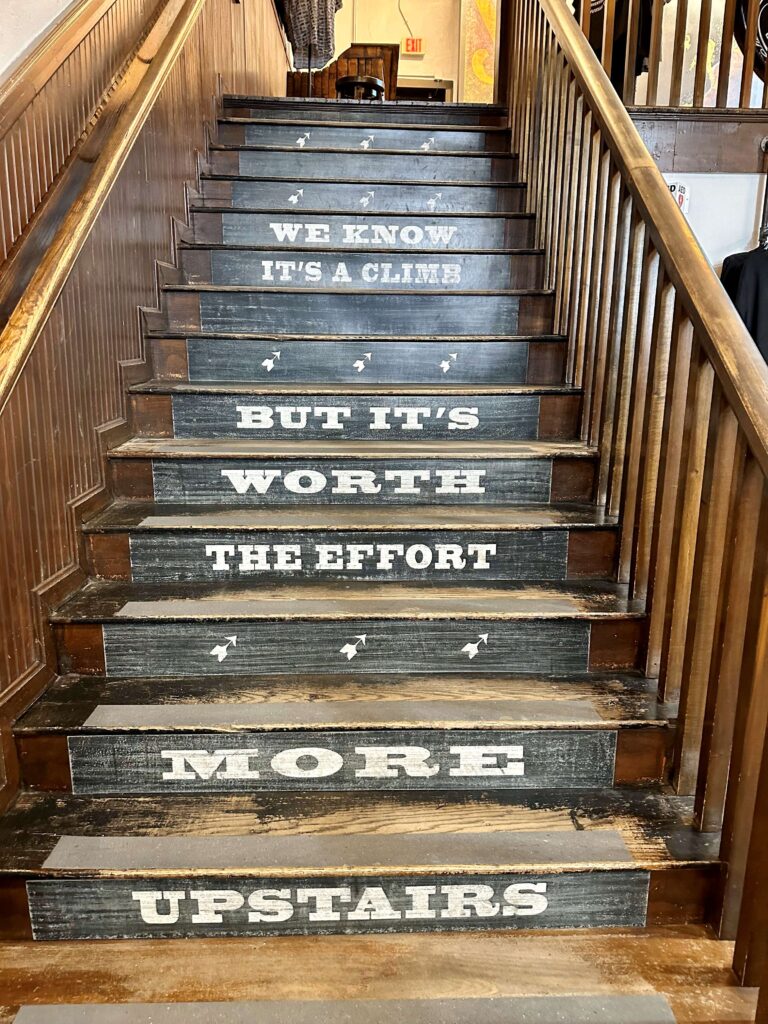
[722,246,768,362]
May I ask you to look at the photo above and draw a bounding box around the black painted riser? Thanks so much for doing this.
[219,123,504,152]
[181,250,544,291]
[126,529,578,583]
[202,180,525,213]
[167,293,537,338]
[193,211,534,249]
[26,870,649,940]
[101,619,594,676]
[182,339,563,385]
[223,102,507,125]
[146,458,572,505]
[210,150,518,182]
[68,729,616,794]
[170,394,551,440]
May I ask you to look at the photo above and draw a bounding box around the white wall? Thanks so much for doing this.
[664,172,767,274]
[0,0,80,83]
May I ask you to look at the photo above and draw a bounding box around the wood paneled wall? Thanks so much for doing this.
[0,0,288,806]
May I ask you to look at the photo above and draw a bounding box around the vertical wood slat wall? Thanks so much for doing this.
[0,0,288,801]
[0,0,164,267]
[508,0,768,999]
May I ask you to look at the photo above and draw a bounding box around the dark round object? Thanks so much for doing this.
[336,75,385,100]
[734,0,768,84]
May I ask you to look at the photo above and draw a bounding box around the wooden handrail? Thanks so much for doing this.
[540,0,768,477]
[0,0,202,416]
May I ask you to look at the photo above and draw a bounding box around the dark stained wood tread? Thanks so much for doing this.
[0,788,716,874]
[15,672,671,733]
[209,144,516,159]
[83,501,616,532]
[218,117,511,135]
[224,95,509,113]
[163,285,553,297]
[130,380,579,396]
[201,172,526,190]
[147,329,567,343]
[181,241,544,255]
[111,438,595,459]
[50,580,644,622]
[190,206,533,220]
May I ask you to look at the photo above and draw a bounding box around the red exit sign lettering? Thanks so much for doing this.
[403,37,425,56]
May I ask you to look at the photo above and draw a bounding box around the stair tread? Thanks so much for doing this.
[181,240,542,253]
[16,673,671,732]
[130,380,579,395]
[219,117,511,134]
[210,144,516,158]
[201,172,526,189]
[191,207,532,219]
[224,96,508,112]
[51,579,643,621]
[111,438,594,459]
[164,285,551,296]
[0,788,715,874]
[84,501,614,532]
[149,329,566,342]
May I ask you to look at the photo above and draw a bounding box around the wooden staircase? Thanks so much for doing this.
[1,98,717,952]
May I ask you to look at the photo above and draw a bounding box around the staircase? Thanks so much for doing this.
[1,97,718,950]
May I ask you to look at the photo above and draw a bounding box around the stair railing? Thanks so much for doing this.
[505,0,768,989]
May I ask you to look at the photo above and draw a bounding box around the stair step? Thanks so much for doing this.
[151,336,568,386]
[190,209,535,249]
[129,382,580,441]
[8,995,679,1024]
[222,97,509,125]
[177,245,546,291]
[217,119,508,152]
[107,438,598,506]
[51,579,644,677]
[83,502,615,583]
[160,287,553,338]
[16,673,670,794]
[208,147,518,182]
[198,177,527,213]
[0,788,715,940]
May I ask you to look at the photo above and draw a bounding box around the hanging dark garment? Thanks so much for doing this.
[734,0,768,83]
[283,0,343,70]
[572,0,654,91]
[721,246,768,362]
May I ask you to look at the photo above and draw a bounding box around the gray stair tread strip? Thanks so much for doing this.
[13,995,677,1023]
[82,697,603,729]
[131,381,574,393]
[221,117,509,131]
[113,438,593,458]
[42,829,633,870]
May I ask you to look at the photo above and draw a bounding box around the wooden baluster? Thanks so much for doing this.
[577,147,611,413]
[674,402,744,794]
[572,131,604,388]
[717,493,768,942]
[692,0,713,106]
[717,0,739,105]
[536,41,557,248]
[552,76,577,316]
[597,194,633,502]
[645,0,665,104]
[740,0,760,107]
[669,0,689,105]
[622,0,641,103]
[658,356,715,701]
[580,0,591,43]
[545,57,570,287]
[695,456,765,831]
[616,249,661,581]
[734,722,768,987]
[601,0,617,76]
[566,111,595,381]
[556,87,584,334]
[645,320,695,677]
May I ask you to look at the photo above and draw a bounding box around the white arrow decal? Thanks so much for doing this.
[210,635,238,662]
[426,192,443,211]
[439,352,459,374]
[420,137,436,151]
[339,634,368,660]
[261,350,282,373]
[359,135,375,149]
[296,132,311,148]
[353,351,372,373]
[359,190,375,207]
[462,633,489,660]
[288,188,304,205]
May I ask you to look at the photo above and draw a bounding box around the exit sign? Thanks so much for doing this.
[402,37,425,57]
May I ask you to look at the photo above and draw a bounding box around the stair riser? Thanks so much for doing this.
[111,457,597,506]
[192,211,534,249]
[133,393,581,442]
[153,339,568,386]
[219,123,506,152]
[24,869,654,941]
[209,149,518,182]
[89,528,616,583]
[180,250,545,291]
[65,729,618,795]
[223,102,508,125]
[200,179,526,213]
[162,292,554,338]
[57,618,644,676]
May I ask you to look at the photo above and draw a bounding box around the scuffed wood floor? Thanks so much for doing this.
[0,926,757,1022]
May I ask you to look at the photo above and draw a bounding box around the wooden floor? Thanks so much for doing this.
[0,927,757,1022]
